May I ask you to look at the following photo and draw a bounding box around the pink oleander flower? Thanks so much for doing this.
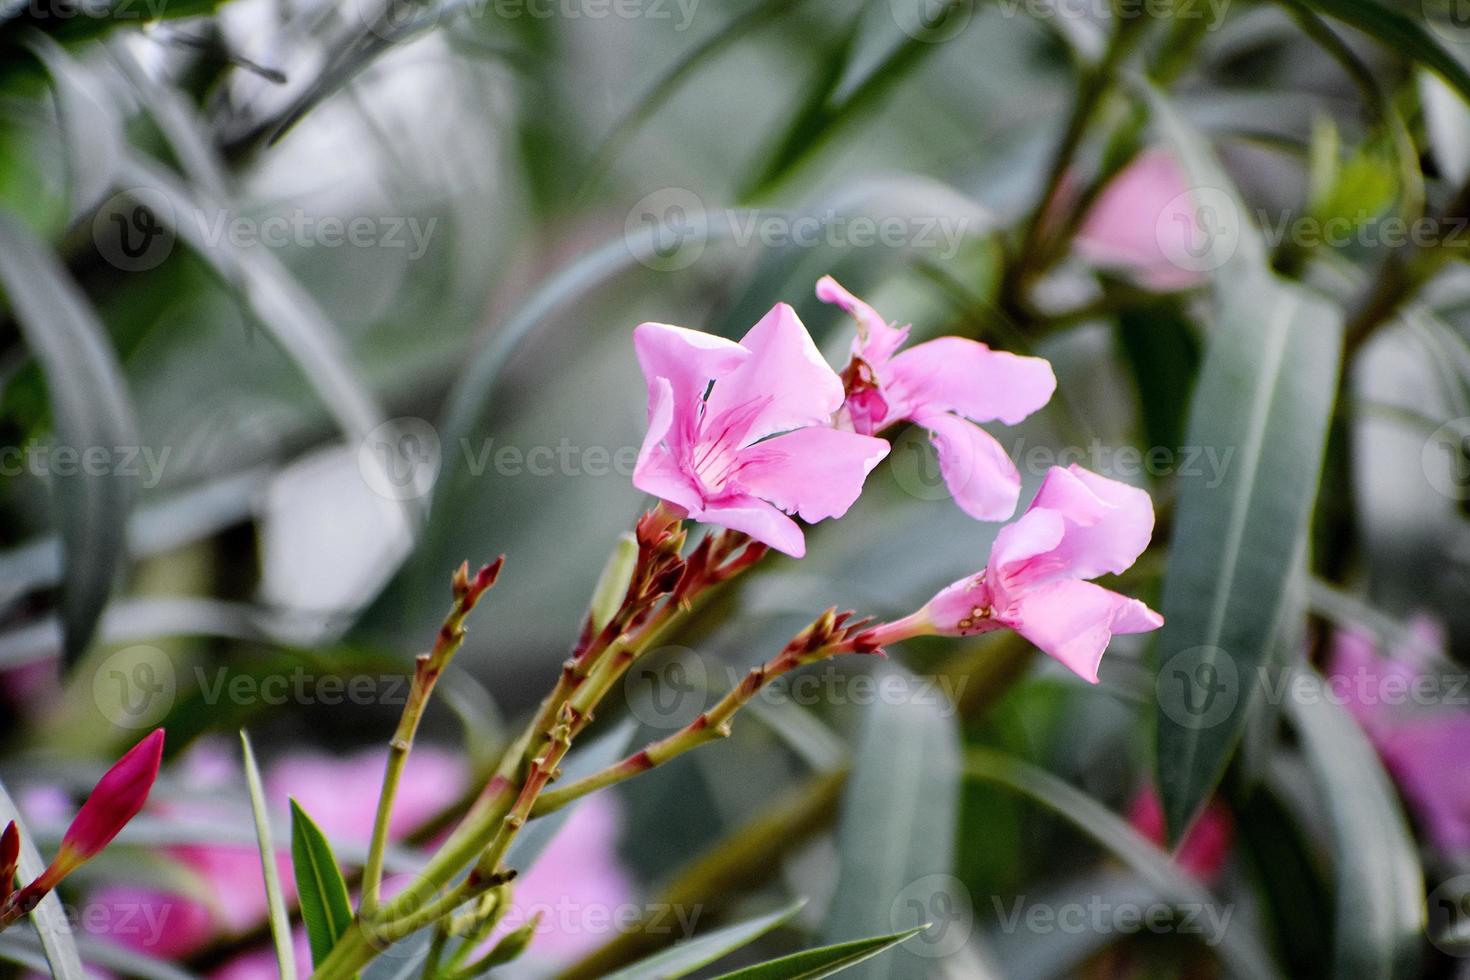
[1074,148,1208,292]
[1127,787,1233,884]
[868,465,1163,683]
[59,730,165,868]
[816,276,1056,521]
[633,303,890,557]
[1326,621,1470,855]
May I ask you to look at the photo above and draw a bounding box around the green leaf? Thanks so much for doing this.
[242,732,297,980]
[1142,84,1345,845]
[821,662,962,979]
[1153,270,1343,843]
[1286,668,1424,977]
[708,927,926,980]
[964,748,1277,979]
[290,799,355,968]
[0,210,138,666]
[0,777,85,979]
[1282,0,1470,105]
[603,900,806,980]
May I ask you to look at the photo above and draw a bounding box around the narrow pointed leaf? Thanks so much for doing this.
[605,900,806,980]
[964,748,1276,979]
[242,732,297,980]
[1283,0,1470,104]
[0,211,138,666]
[821,662,962,979]
[1287,668,1423,977]
[26,34,123,220]
[708,927,925,980]
[290,799,354,967]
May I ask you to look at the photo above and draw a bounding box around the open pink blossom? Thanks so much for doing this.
[1074,148,1207,292]
[633,303,890,557]
[866,465,1162,682]
[816,276,1055,520]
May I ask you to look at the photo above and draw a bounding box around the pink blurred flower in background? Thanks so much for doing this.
[1127,787,1233,884]
[1074,148,1208,292]
[633,306,890,557]
[1326,621,1470,855]
[78,741,634,975]
[867,464,1163,682]
[817,276,1056,521]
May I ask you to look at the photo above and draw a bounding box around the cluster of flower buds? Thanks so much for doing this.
[0,730,164,931]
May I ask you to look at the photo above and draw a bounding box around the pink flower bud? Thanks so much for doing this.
[58,729,164,866]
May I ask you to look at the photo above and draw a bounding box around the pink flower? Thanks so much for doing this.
[633,304,890,557]
[1325,619,1470,855]
[816,277,1055,521]
[1074,148,1207,292]
[1127,787,1232,884]
[868,465,1163,683]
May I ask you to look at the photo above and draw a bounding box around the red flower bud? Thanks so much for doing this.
[58,730,164,867]
[0,821,18,904]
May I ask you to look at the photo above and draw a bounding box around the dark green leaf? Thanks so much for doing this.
[708,927,926,980]
[821,662,963,979]
[290,799,355,968]
[0,210,138,665]
[1153,272,1342,843]
[604,900,806,980]
[1287,668,1424,978]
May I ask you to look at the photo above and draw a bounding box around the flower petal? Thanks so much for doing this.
[693,492,806,557]
[885,337,1056,426]
[703,302,845,442]
[1027,465,1155,581]
[816,275,909,365]
[632,377,703,513]
[1003,579,1162,683]
[734,426,890,522]
[1074,148,1206,292]
[916,412,1023,521]
[633,321,748,441]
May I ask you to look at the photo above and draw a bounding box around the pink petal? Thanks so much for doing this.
[693,492,806,557]
[922,573,997,636]
[734,427,890,522]
[1020,465,1156,583]
[1002,579,1163,683]
[885,337,1055,426]
[85,884,215,958]
[632,377,703,513]
[1378,718,1470,854]
[1075,148,1207,292]
[988,508,1067,582]
[915,413,1023,522]
[633,321,748,418]
[815,275,909,365]
[704,303,844,442]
